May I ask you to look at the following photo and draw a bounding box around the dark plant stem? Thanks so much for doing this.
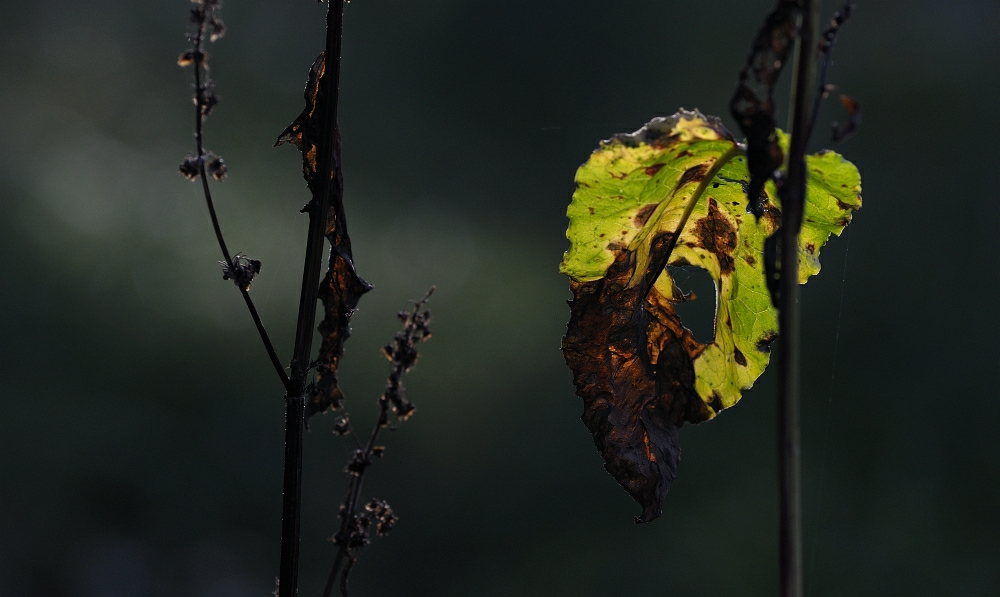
[323,549,346,597]
[278,1,347,596]
[777,2,817,597]
[277,394,304,597]
[190,15,290,391]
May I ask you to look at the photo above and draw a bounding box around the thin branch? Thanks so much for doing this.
[806,3,855,139]
[184,2,290,391]
[238,288,291,391]
[322,548,346,597]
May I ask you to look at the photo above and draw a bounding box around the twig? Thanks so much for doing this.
[807,3,855,139]
[322,549,346,597]
[322,288,434,597]
[180,1,290,391]
[776,2,817,596]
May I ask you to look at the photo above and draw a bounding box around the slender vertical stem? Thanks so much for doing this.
[278,393,304,597]
[322,548,346,597]
[777,2,817,597]
[278,2,347,596]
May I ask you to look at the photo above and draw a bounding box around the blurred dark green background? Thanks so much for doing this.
[1,0,997,595]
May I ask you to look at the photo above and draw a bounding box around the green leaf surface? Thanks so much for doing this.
[561,109,861,521]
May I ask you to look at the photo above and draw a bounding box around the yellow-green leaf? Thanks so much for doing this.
[561,109,861,521]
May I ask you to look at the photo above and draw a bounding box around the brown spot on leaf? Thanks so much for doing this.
[733,346,747,366]
[744,254,756,265]
[634,203,658,227]
[708,392,724,414]
[806,243,815,255]
[674,164,709,193]
[645,163,665,176]
[762,207,782,231]
[676,150,694,158]
[588,206,595,215]
[691,199,738,275]
[756,332,777,353]
[836,197,852,211]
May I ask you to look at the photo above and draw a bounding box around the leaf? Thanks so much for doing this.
[277,52,373,420]
[561,109,860,522]
[729,0,801,216]
[275,53,325,193]
[310,125,372,421]
[312,244,371,419]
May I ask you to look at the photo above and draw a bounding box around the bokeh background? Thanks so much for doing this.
[1,0,998,595]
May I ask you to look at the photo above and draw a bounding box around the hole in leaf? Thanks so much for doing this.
[667,265,717,344]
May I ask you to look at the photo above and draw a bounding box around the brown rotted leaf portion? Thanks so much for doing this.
[729,0,801,216]
[564,233,710,523]
[277,51,373,420]
[310,130,372,420]
[310,245,371,420]
[275,52,325,193]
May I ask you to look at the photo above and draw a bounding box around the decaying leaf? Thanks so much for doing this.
[729,0,801,216]
[277,52,372,420]
[276,53,326,193]
[561,109,860,522]
[312,244,371,419]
